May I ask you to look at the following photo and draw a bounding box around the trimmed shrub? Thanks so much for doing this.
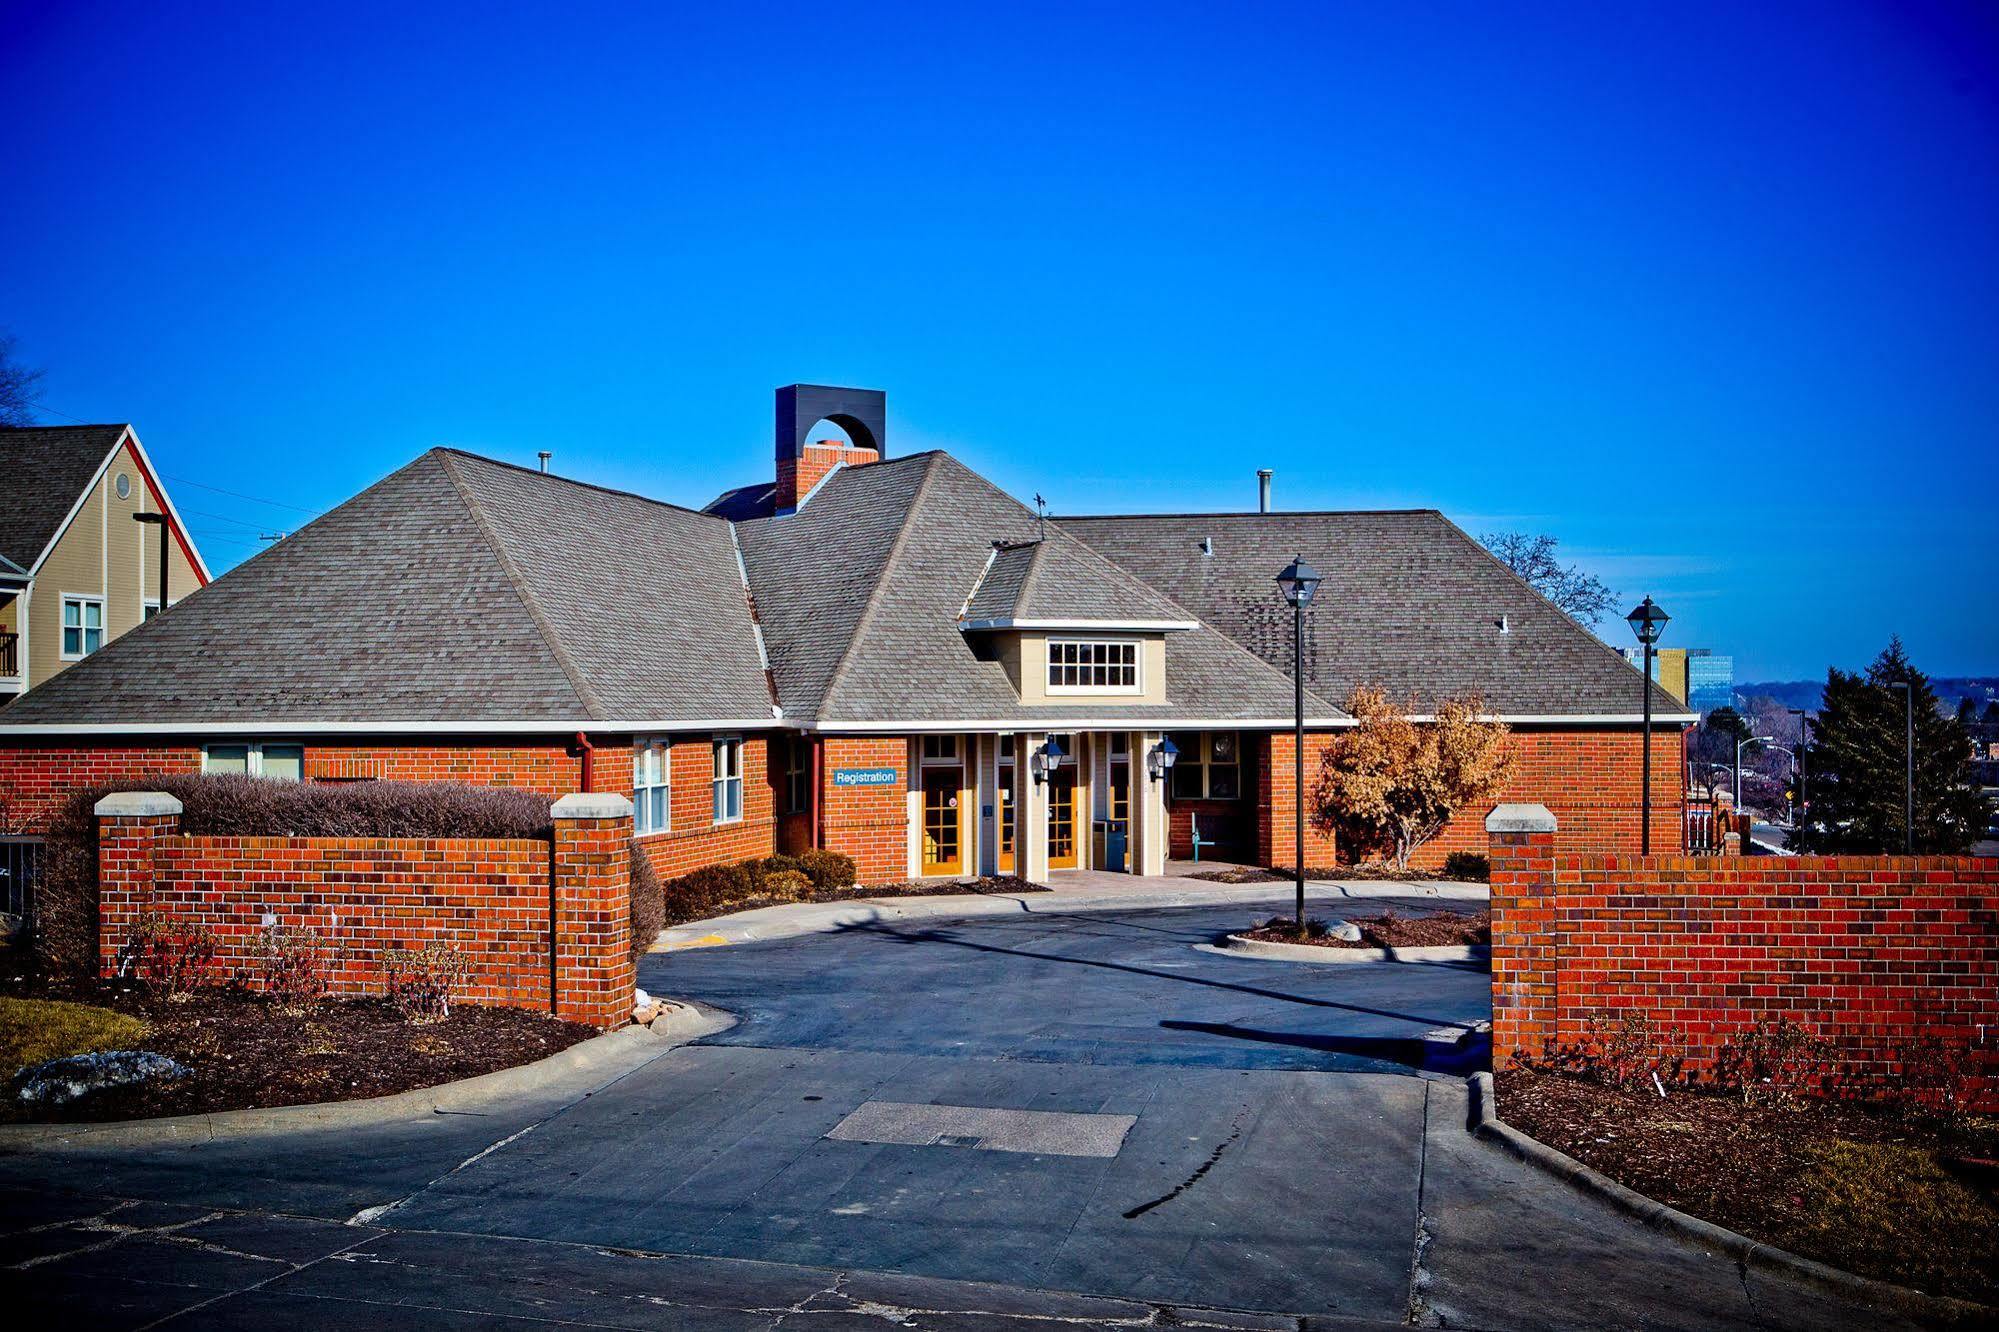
[659,861,756,925]
[384,943,470,1022]
[762,869,814,901]
[753,854,805,890]
[37,774,555,976]
[117,912,218,1000]
[797,849,857,891]
[629,839,665,959]
[1442,851,1490,882]
[257,920,340,1014]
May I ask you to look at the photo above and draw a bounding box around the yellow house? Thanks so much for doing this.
[0,424,209,698]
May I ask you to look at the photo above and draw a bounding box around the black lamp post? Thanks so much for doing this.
[1625,597,1670,854]
[132,512,168,615]
[1275,555,1321,932]
[1889,681,1912,852]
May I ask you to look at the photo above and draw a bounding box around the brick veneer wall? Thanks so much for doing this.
[819,736,908,883]
[1250,726,1687,870]
[95,793,636,1028]
[776,444,878,511]
[0,744,202,833]
[629,736,779,879]
[1488,806,1999,1106]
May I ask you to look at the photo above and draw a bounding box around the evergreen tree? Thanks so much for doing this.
[1792,639,1987,854]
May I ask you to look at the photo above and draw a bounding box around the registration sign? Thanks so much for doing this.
[832,767,898,788]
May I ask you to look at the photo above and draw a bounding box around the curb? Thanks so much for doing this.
[653,880,1488,951]
[1205,934,1490,967]
[0,1000,736,1151]
[1464,1072,1992,1327]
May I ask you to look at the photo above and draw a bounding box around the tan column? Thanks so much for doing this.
[1020,731,1050,885]
[1131,731,1169,877]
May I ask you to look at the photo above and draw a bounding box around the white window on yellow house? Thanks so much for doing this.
[1045,639,1139,694]
[61,596,104,658]
[635,741,671,835]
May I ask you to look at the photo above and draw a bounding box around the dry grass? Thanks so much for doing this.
[1793,1139,1999,1301]
[0,997,148,1081]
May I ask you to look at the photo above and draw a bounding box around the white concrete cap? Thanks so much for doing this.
[552,793,634,820]
[94,792,184,818]
[1484,803,1557,834]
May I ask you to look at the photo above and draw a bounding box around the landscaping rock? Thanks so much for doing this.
[1328,920,1363,942]
[13,1050,189,1108]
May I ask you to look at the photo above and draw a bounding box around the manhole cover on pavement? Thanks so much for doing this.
[826,1101,1137,1158]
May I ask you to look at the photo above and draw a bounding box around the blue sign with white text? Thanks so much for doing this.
[832,767,898,788]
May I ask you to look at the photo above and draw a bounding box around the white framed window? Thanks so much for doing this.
[203,743,304,780]
[634,741,671,835]
[61,595,105,659]
[1046,638,1140,695]
[712,737,743,823]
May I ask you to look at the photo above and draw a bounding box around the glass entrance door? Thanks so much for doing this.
[1047,762,1079,869]
[996,736,1016,874]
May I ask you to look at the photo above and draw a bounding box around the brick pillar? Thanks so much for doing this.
[1486,803,1559,1071]
[1260,732,1337,871]
[551,793,635,1029]
[94,792,183,976]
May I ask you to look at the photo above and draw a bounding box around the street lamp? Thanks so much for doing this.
[1888,681,1913,852]
[1787,707,1809,829]
[1733,735,1774,811]
[132,512,168,617]
[1625,597,1670,854]
[1275,555,1321,933]
[1146,736,1178,783]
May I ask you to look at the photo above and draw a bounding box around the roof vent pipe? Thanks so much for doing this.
[538,451,552,473]
[1257,469,1273,513]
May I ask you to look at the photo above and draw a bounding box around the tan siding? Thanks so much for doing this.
[31,470,108,685]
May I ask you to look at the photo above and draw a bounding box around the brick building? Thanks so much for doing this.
[0,385,1692,885]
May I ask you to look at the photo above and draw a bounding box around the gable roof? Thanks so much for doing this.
[0,449,773,731]
[737,453,1344,727]
[0,424,131,573]
[1056,510,1690,720]
[960,537,1197,630]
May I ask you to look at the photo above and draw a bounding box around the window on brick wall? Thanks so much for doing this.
[712,737,743,823]
[1167,731,1239,799]
[634,741,670,835]
[203,743,303,780]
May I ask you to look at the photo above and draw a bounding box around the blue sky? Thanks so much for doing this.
[5,1,1995,681]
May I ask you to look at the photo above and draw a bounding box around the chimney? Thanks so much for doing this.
[774,384,887,513]
[1257,469,1273,513]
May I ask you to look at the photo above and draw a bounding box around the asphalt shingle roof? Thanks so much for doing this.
[0,450,772,727]
[1055,510,1687,718]
[0,425,128,573]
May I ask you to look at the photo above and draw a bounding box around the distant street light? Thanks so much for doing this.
[1734,735,1774,810]
[1276,554,1322,932]
[1625,597,1670,854]
[1888,681,1913,852]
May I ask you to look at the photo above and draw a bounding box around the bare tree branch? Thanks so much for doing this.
[1480,530,1617,627]
[0,332,45,426]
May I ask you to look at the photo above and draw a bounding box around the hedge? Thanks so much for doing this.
[657,850,857,926]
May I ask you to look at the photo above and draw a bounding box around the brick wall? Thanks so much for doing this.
[776,444,878,511]
[819,736,908,883]
[1249,725,1687,870]
[1488,805,1999,1106]
[0,744,202,833]
[95,792,637,1028]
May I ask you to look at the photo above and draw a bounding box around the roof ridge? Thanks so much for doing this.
[435,451,606,721]
[0,422,131,432]
[433,447,727,523]
[817,452,945,713]
[1058,508,1443,520]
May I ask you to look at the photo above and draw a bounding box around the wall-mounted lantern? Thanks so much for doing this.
[1029,734,1067,785]
[1147,735,1179,783]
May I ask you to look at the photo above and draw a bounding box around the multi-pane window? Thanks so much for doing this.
[203,743,303,780]
[1167,731,1240,800]
[1045,639,1139,694]
[712,738,743,823]
[780,737,811,814]
[634,742,670,835]
[61,597,104,658]
[920,735,960,763]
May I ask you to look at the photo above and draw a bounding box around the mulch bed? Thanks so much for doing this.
[1497,1067,1999,1305]
[1,951,595,1125]
[1243,907,1490,949]
[1187,864,1457,884]
[673,876,1048,926]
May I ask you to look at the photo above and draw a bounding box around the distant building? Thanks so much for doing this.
[1616,646,1689,705]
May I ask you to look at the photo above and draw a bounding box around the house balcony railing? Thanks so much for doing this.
[0,631,18,690]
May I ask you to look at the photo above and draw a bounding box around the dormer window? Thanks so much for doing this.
[1046,638,1140,695]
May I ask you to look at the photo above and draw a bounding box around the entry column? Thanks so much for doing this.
[1019,731,1051,885]
[1129,731,1169,877]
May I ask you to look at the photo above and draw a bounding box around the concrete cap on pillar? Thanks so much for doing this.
[552,793,634,820]
[1484,803,1557,834]
[94,792,184,817]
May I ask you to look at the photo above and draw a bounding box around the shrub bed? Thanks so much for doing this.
[655,850,857,926]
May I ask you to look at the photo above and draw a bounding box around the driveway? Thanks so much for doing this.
[0,896,1928,1328]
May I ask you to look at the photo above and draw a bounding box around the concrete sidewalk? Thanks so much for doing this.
[655,870,1486,951]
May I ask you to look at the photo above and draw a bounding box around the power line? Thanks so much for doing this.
[161,473,319,514]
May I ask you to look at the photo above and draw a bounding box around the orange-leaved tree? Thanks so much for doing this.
[1316,686,1515,871]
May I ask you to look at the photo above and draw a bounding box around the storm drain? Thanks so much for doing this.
[826,1101,1136,1158]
